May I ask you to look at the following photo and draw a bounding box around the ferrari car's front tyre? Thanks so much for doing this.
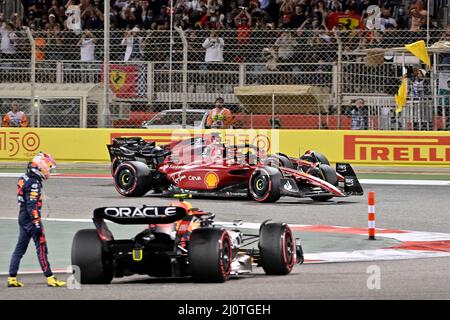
[300,151,330,165]
[188,228,232,283]
[259,222,295,275]
[71,229,113,284]
[263,154,294,169]
[310,164,338,202]
[249,166,281,203]
[114,161,152,197]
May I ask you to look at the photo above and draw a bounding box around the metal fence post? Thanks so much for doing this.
[271,92,275,129]
[239,64,246,87]
[24,27,36,127]
[147,62,154,104]
[334,30,343,129]
[432,52,438,131]
[56,62,63,84]
[175,27,188,128]
[101,0,111,128]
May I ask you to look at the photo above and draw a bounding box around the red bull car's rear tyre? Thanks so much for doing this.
[71,229,113,284]
[259,222,295,275]
[188,228,232,283]
[249,166,281,203]
[114,161,152,197]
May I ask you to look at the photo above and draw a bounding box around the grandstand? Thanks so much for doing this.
[0,0,449,130]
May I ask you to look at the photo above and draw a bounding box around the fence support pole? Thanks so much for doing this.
[175,27,188,128]
[334,30,343,129]
[25,27,36,127]
[147,62,154,104]
[81,96,88,128]
[271,93,275,129]
[432,52,438,131]
[101,0,111,128]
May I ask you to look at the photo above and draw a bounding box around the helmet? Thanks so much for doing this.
[169,200,193,213]
[29,152,56,180]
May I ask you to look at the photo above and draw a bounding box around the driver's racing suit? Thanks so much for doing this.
[8,172,53,278]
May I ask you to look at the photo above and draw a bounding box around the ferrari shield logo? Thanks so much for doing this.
[204,172,219,189]
[338,17,360,30]
[110,70,127,91]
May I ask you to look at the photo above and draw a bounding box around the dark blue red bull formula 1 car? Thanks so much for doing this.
[107,133,363,203]
[71,198,303,283]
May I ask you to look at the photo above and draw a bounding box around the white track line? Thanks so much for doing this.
[360,179,450,186]
[0,173,449,186]
[1,219,450,273]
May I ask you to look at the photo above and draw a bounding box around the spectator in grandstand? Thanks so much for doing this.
[45,23,63,62]
[206,97,233,129]
[155,5,170,28]
[234,6,252,45]
[350,98,368,130]
[202,30,225,63]
[46,13,61,30]
[328,0,343,13]
[250,45,278,84]
[121,26,143,61]
[0,21,18,59]
[410,67,426,100]
[65,0,82,32]
[269,117,282,129]
[379,7,397,31]
[409,2,428,31]
[81,5,104,30]
[78,30,97,61]
[290,5,307,29]
[136,1,155,29]
[2,101,28,128]
[275,30,297,64]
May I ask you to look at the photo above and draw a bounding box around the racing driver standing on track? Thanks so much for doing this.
[7,152,66,288]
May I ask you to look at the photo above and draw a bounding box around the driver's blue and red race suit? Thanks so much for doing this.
[8,172,53,277]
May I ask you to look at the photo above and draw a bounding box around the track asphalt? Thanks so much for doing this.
[0,173,449,299]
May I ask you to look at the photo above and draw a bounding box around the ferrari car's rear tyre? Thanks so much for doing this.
[263,154,294,169]
[188,228,232,283]
[249,166,281,203]
[114,161,152,197]
[259,222,295,275]
[310,164,338,202]
[111,158,121,177]
[71,229,113,284]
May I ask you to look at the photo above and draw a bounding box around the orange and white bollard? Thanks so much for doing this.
[368,191,376,240]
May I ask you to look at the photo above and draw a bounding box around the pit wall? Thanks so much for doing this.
[0,128,449,167]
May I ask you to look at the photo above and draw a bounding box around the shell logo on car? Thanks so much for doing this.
[204,172,219,189]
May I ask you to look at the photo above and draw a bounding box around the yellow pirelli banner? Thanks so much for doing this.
[0,128,449,166]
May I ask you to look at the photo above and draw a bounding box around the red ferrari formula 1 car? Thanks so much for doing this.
[107,133,363,203]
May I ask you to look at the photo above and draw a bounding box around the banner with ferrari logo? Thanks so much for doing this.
[327,12,363,30]
[101,64,139,98]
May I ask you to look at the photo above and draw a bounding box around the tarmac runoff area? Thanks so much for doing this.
[0,169,449,299]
